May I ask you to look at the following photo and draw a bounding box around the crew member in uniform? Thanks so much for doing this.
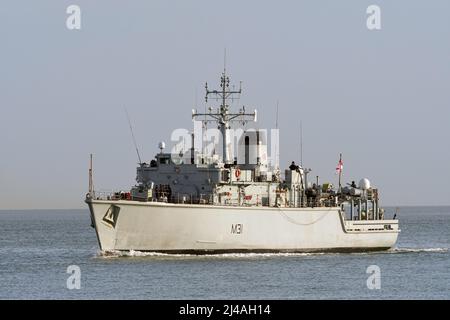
[289,161,299,171]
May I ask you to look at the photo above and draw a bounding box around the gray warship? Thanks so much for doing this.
[85,68,399,253]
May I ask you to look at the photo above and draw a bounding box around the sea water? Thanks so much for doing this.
[0,206,448,299]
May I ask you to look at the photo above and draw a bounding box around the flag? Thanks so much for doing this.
[335,158,343,175]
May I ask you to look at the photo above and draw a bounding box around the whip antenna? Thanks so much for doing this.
[124,107,143,164]
[300,120,303,166]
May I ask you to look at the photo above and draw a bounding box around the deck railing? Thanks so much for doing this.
[88,190,379,216]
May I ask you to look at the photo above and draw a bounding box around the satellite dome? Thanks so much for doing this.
[359,178,371,190]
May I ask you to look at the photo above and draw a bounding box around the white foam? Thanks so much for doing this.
[95,247,448,259]
[96,250,325,259]
[389,247,448,253]
[98,249,179,258]
[345,247,449,256]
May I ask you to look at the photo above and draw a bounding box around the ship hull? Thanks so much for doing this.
[87,199,399,253]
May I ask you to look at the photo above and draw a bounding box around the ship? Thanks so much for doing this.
[85,68,400,254]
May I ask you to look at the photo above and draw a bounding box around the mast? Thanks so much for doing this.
[192,68,256,165]
[124,107,142,165]
[338,153,343,191]
[300,121,303,166]
[88,154,93,196]
[275,101,280,171]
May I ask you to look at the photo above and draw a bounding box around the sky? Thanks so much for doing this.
[0,0,449,209]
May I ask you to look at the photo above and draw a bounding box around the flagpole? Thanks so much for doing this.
[338,153,342,192]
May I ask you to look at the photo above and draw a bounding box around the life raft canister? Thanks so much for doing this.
[235,168,241,179]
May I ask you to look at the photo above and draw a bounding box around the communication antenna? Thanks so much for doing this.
[194,87,198,109]
[275,101,280,170]
[224,47,227,75]
[203,98,207,158]
[124,107,143,164]
[88,153,94,196]
[276,101,279,129]
[300,121,303,166]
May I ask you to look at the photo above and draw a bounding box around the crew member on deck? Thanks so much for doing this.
[289,161,299,171]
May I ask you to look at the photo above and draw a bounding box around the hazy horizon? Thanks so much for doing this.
[1,0,449,209]
[2,205,450,212]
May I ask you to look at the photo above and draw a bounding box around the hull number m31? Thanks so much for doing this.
[231,224,243,234]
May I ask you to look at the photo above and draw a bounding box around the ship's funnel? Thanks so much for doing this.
[237,129,267,169]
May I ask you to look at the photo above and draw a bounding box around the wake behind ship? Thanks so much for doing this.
[85,69,399,253]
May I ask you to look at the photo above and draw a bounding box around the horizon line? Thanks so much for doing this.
[1,204,450,211]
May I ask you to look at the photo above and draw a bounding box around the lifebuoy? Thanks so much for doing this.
[235,168,241,178]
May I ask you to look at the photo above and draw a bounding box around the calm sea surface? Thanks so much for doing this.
[0,206,448,299]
